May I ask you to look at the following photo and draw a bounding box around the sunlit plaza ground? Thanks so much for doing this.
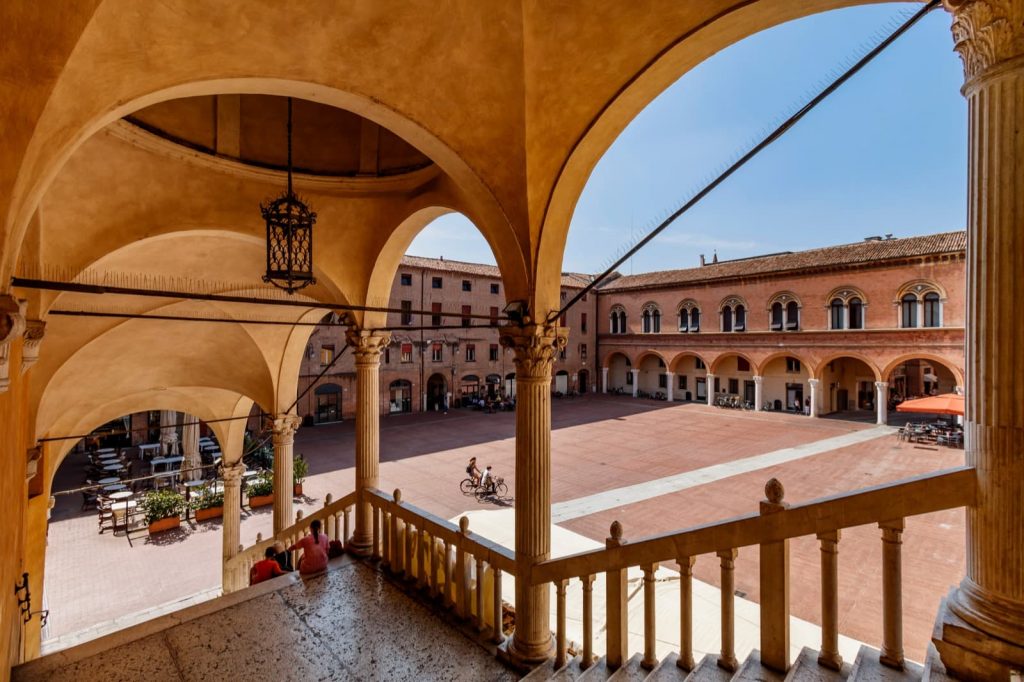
[45,396,963,660]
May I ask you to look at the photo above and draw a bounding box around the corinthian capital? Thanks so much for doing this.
[21,320,45,372]
[221,460,247,483]
[0,297,27,394]
[944,0,1024,81]
[345,327,392,366]
[499,322,568,380]
[271,413,302,440]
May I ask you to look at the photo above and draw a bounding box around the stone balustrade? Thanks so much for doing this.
[529,466,977,675]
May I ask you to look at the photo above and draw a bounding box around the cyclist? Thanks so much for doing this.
[479,465,494,493]
[465,457,481,486]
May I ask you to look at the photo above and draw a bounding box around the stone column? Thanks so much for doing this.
[221,460,246,591]
[706,373,716,406]
[754,375,764,412]
[808,379,820,418]
[271,414,301,534]
[875,381,889,426]
[601,367,608,393]
[499,321,566,664]
[936,2,1024,676]
[346,328,391,555]
[630,369,639,397]
[665,372,674,401]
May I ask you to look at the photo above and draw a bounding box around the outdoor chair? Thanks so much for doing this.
[80,490,98,511]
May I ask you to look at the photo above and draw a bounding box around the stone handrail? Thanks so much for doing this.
[529,466,977,673]
[365,487,514,644]
[223,490,358,592]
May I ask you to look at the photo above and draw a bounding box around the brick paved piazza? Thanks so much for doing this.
[45,396,964,660]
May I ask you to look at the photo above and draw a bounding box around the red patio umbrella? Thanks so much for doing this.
[895,393,964,416]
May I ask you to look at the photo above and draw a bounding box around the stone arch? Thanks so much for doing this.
[825,285,869,306]
[813,352,882,382]
[635,349,669,367]
[710,351,757,375]
[895,279,947,302]
[881,352,964,387]
[668,350,709,374]
[754,350,816,378]
[601,349,634,369]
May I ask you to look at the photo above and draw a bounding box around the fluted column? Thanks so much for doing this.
[602,367,608,393]
[665,372,674,401]
[346,328,391,555]
[938,2,1024,675]
[754,375,764,411]
[221,460,246,591]
[875,381,889,425]
[499,321,567,663]
[808,379,820,418]
[271,414,301,534]
[630,368,639,397]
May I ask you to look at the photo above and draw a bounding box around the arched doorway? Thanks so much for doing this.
[426,374,447,412]
[760,354,810,412]
[635,354,666,397]
[578,369,590,394]
[887,358,959,405]
[554,370,570,395]
[711,353,756,405]
[315,383,342,423]
[818,356,880,416]
[485,374,502,399]
[670,353,708,402]
[606,352,631,394]
[461,375,481,406]
[388,380,413,414]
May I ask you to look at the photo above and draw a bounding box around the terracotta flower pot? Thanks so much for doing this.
[293,483,303,496]
[249,494,274,508]
[148,516,181,534]
[195,506,223,522]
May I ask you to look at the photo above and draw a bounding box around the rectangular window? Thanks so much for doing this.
[400,273,413,286]
[490,282,500,295]
[728,378,739,394]
[737,357,750,372]
[679,375,687,390]
[401,343,412,363]
[432,276,443,289]
[581,313,587,333]
[786,357,801,373]
[431,302,442,327]
[461,305,471,328]
[431,343,443,362]
[320,344,334,366]
[462,279,472,292]
[490,306,499,325]
[695,358,705,370]
[400,300,413,326]
[658,374,668,389]
[489,344,499,361]
[465,343,476,362]
[384,347,391,364]
[559,312,567,327]
[579,343,587,360]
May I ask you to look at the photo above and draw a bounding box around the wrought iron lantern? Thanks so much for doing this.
[262,97,316,294]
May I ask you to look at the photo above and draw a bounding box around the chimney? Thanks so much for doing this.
[712,251,718,264]
[700,254,706,266]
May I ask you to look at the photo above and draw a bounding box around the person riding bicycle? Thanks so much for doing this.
[466,457,481,485]
[479,465,494,492]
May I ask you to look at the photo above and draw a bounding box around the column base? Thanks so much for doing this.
[932,586,1024,681]
[346,533,373,558]
[499,631,554,671]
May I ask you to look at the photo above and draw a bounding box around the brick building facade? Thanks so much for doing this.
[296,256,598,423]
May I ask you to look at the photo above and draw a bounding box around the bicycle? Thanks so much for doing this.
[475,476,508,499]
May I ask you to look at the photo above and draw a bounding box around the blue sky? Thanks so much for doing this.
[407,3,967,275]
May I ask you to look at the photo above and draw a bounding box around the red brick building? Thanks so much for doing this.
[595,232,966,423]
[296,256,598,422]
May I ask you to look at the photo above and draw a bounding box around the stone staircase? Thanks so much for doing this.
[520,646,941,682]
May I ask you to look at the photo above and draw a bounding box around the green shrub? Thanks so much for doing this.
[139,489,185,525]
[293,455,308,485]
[246,470,274,498]
[191,486,224,511]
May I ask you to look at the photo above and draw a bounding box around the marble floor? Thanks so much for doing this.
[16,558,516,682]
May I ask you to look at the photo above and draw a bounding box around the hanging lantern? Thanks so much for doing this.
[262,97,316,294]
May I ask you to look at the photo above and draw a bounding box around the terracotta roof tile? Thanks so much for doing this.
[400,255,593,289]
[598,231,966,291]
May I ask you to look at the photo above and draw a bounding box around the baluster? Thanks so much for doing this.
[815,529,842,670]
[457,517,470,618]
[491,566,504,643]
[555,578,569,669]
[443,538,454,608]
[405,520,415,582]
[342,507,351,549]
[759,478,790,672]
[390,490,402,575]
[295,509,303,524]
[717,548,739,672]
[581,574,595,670]
[605,521,627,671]
[676,556,695,670]
[381,509,390,569]
[475,556,485,628]
[372,502,381,560]
[880,519,905,669]
[426,533,436,595]
[325,494,335,539]
[642,563,659,670]
[418,529,429,589]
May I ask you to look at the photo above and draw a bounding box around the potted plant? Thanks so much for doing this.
[293,455,308,496]
[139,489,185,534]
[192,486,225,522]
[247,470,274,508]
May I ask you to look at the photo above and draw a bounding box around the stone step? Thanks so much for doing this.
[607,653,647,682]
[684,654,734,682]
[646,652,691,682]
[577,655,614,681]
[522,658,561,681]
[550,656,586,681]
[920,645,954,682]
[784,647,850,682]
[733,649,786,682]
[847,646,923,682]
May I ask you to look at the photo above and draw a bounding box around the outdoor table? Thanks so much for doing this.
[107,489,132,499]
[95,447,116,454]
[111,500,137,530]
[103,484,128,493]
[97,477,120,485]
[103,463,124,472]
[153,470,180,489]
[138,444,161,458]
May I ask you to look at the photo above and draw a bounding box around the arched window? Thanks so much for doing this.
[609,306,627,334]
[677,301,700,333]
[610,311,619,334]
[848,297,864,329]
[653,309,661,333]
[690,308,700,332]
[722,305,733,332]
[770,302,784,331]
[830,298,845,330]
[785,301,799,330]
[923,292,941,327]
[901,294,918,328]
[641,309,651,333]
[678,309,688,332]
[734,304,746,331]
[641,303,660,334]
